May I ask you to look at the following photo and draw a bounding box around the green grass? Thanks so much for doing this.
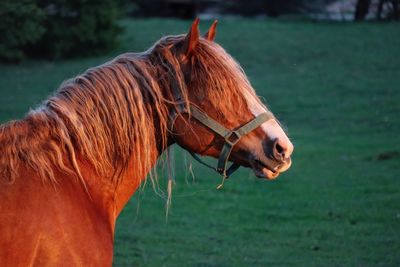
[1,19,400,266]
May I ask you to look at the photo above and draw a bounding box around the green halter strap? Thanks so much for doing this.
[170,102,278,179]
[169,81,279,179]
[188,105,276,178]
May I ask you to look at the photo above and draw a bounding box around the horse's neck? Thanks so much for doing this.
[79,123,165,225]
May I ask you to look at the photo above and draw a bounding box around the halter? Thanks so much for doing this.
[169,89,280,179]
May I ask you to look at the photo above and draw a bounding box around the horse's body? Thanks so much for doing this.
[0,20,293,266]
[0,164,115,266]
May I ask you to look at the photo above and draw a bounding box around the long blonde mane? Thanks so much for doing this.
[0,34,261,185]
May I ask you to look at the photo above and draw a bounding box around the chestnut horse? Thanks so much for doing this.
[0,19,293,266]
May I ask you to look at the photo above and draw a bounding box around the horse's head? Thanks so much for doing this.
[163,19,293,179]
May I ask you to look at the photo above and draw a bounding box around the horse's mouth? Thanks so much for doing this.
[250,157,291,180]
[250,159,280,179]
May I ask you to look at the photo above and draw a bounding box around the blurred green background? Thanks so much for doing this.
[1,1,400,266]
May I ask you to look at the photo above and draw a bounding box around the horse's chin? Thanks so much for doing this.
[250,160,280,180]
[253,167,280,180]
[250,158,291,180]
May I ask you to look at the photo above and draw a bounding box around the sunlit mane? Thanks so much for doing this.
[0,34,260,185]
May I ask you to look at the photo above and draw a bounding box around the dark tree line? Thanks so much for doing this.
[126,0,399,21]
[0,0,121,62]
[124,0,335,18]
[355,0,400,20]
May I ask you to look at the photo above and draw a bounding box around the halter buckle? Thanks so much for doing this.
[225,131,241,146]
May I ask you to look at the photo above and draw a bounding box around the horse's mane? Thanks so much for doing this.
[0,34,260,185]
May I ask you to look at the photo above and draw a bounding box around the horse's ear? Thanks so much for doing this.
[204,20,218,41]
[183,18,200,56]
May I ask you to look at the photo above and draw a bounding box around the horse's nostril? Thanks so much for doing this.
[264,138,293,162]
[275,142,284,155]
[272,138,285,160]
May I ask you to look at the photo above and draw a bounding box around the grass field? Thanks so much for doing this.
[1,19,400,266]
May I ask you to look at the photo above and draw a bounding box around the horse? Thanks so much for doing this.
[0,19,293,266]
